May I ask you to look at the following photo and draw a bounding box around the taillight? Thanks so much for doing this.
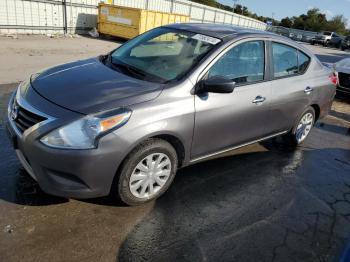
[329,72,338,86]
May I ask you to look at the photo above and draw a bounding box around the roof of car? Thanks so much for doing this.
[164,23,315,57]
[165,23,275,40]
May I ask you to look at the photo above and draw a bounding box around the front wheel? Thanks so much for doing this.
[113,138,178,206]
[284,107,315,147]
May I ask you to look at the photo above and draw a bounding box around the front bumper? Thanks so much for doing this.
[6,90,127,199]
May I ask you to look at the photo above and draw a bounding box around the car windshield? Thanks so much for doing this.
[323,32,332,36]
[109,27,220,83]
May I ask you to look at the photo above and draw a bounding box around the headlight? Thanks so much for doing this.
[40,109,131,149]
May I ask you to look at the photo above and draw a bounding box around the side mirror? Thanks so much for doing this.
[197,75,235,94]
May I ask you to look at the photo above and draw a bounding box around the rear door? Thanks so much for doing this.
[191,39,271,159]
[266,42,314,133]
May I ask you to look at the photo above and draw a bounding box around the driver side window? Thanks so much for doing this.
[208,40,265,84]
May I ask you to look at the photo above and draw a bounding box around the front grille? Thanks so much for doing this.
[338,72,350,89]
[12,100,47,133]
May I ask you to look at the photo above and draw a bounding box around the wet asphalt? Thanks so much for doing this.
[0,50,350,262]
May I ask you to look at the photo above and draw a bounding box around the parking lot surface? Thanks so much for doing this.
[0,35,349,262]
[308,43,350,64]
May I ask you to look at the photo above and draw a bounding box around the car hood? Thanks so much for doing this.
[336,58,350,74]
[31,58,163,114]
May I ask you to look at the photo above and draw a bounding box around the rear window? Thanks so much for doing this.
[272,43,298,78]
[272,42,311,78]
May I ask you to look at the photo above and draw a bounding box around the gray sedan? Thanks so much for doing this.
[6,23,336,205]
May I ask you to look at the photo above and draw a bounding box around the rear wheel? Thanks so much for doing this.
[284,107,315,147]
[113,138,178,206]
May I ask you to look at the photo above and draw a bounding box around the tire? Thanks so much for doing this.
[284,107,316,147]
[112,138,178,206]
[324,41,329,47]
[311,41,315,45]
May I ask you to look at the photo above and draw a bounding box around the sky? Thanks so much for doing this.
[217,0,350,27]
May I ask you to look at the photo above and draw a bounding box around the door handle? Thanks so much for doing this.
[252,96,266,104]
[304,86,313,94]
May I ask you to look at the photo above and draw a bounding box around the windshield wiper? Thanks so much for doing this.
[112,62,146,77]
[99,54,109,64]
[109,57,146,77]
[109,58,166,83]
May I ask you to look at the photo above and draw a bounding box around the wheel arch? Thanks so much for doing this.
[310,104,320,121]
[115,131,186,177]
[109,131,187,197]
[149,134,186,168]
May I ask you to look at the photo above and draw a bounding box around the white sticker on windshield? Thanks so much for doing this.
[191,34,221,45]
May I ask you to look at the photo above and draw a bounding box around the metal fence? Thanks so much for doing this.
[0,0,266,35]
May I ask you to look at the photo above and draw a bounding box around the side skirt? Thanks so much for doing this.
[189,130,288,163]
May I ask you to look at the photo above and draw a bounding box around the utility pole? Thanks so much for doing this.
[233,0,239,13]
[63,0,68,34]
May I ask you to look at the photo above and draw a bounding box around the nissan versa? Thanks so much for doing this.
[7,23,336,205]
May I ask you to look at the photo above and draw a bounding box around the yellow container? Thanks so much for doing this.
[98,3,190,39]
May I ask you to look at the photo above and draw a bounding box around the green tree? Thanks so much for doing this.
[279,8,349,34]
[233,4,244,15]
[280,17,293,28]
[292,16,305,30]
[190,0,350,35]
[190,0,218,8]
[326,15,348,34]
[303,8,327,32]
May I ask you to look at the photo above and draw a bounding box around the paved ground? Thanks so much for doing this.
[308,43,350,64]
[0,35,119,85]
[0,35,349,262]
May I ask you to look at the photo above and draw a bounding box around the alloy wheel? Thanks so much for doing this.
[295,112,314,143]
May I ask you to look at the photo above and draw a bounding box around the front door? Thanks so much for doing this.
[191,40,271,160]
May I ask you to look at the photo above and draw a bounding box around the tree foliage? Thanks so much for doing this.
[280,9,350,35]
[189,1,350,35]
[190,0,283,26]
[326,15,349,34]
[190,0,219,8]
